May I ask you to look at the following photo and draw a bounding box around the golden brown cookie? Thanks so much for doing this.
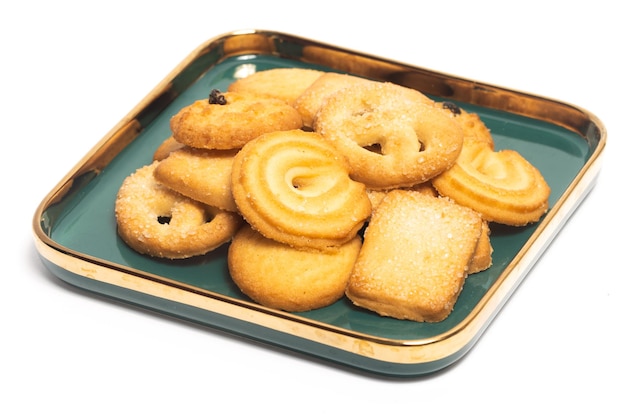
[153,146,238,212]
[228,224,362,312]
[314,82,463,189]
[437,102,495,149]
[366,182,439,212]
[293,72,374,128]
[467,221,493,274]
[115,161,242,259]
[227,68,324,105]
[152,136,185,161]
[431,139,550,226]
[170,90,303,150]
[345,190,483,322]
[231,129,372,251]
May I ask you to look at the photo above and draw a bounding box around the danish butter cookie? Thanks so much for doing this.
[228,68,324,105]
[115,162,242,259]
[170,90,303,150]
[231,129,371,251]
[366,182,439,212]
[432,139,550,226]
[293,72,374,128]
[346,190,483,322]
[314,82,463,189]
[153,136,185,161]
[437,101,495,149]
[153,147,239,212]
[228,224,361,312]
[468,221,493,274]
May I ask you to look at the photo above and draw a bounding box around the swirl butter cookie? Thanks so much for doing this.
[231,129,371,251]
[432,139,550,226]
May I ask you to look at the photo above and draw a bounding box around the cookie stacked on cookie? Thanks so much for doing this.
[114,67,550,322]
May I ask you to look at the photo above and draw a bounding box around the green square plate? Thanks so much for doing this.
[33,29,605,377]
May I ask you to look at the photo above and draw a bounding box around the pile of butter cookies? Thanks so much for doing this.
[115,68,550,323]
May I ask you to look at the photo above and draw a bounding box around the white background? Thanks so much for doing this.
[2,1,623,415]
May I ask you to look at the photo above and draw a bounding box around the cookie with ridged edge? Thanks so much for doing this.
[231,129,371,251]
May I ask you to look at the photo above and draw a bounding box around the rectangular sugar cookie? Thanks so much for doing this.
[346,190,483,322]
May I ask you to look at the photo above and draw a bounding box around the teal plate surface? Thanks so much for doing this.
[33,30,605,377]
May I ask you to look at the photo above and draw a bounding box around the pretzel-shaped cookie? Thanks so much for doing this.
[314,82,464,189]
[115,162,242,258]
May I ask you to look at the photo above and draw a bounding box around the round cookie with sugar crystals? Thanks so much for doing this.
[115,161,242,259]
